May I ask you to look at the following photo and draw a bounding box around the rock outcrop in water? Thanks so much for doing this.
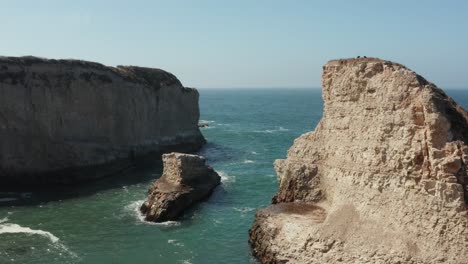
[140,152,220,222]
[0,56,205,188]
[249,58,468,263]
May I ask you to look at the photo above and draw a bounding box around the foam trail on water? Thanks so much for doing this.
[243,160,255,164]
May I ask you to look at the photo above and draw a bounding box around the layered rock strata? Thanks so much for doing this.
[250,58,468,263]
[0,56,205,188]
[140,152,220,222]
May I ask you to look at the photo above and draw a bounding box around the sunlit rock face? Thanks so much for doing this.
[0,56,205,188]
[250,58,468,264]
[140,152,220,222]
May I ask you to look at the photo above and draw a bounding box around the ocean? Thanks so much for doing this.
[0,88,466,264]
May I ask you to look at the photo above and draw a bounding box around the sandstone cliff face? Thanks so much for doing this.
[250,58,468,263]
[0,56,205,188]
[140,152,220,222]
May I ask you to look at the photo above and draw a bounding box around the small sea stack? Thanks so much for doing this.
[140,152,221,222]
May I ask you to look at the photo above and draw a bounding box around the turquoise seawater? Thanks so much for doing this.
[0,88,466,264]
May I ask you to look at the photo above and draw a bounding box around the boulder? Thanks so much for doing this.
[140,152,221,222]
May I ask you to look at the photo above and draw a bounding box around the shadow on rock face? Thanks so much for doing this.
[0,161,163,207]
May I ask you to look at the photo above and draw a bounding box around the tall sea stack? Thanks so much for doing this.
[249,58,468,263]
[0,56,205,188]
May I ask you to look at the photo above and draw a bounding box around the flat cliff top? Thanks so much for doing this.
[0,55,187,89]
[326,57,407,69]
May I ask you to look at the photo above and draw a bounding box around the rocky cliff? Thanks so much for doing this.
[249,58,468,263]
[140,152,220,222]
[0,56,205,188]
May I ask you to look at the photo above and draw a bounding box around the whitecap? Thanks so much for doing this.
[218,171,236,184]
[0,220,79,259]
[253,127,290,133]
[168,239,184,247]
[233,207,255,213]
[124,200,181,227]
[199,120,215,124]
[243,160,255,164]
[0,222,59,243]
[251,151,258,155]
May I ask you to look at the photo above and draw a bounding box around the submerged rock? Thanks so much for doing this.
[140,152,220,222]
[0,56,205,189]
[249,58,468,263]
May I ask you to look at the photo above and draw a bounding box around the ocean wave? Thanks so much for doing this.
[233,207,255,213]
[124,200,181,227]
[253,127,290,133]
[243,160,255,164]
[168,239,184,247]
[199,120,215,124]
[0,222,59,243]
[0,220,79,259]
[251,151,258,155]
[218,171,236,184]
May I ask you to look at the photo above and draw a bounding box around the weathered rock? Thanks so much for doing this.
[250,58,468,263]
[0,56,205,189]
[140,152,220,222]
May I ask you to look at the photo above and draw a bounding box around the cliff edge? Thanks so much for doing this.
[249,58,468,263]
[0,56,205,188]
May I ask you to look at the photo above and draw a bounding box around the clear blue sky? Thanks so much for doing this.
[1,0,467,89]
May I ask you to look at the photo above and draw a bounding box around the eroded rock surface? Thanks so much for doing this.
[250,58,468,263]
[140,152,220,222]
[0,56,205,188]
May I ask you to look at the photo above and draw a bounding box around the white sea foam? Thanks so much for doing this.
[233,207,255,213]
[125,200,181,227]
[253,127,290,133]
[251,151,258,155]
[199,120,215,124]
[243,160,255,164]
[0,220,79,259]
[168,239,184,247]
[0,222,59,243]
[218,171,236,184]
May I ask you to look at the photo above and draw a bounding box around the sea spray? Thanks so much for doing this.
[124,200,181,227]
